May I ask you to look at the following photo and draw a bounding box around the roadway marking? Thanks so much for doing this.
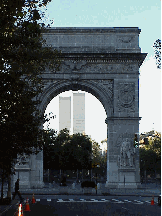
[145,201,151,203]
[69,199,74,202]
[90,199,98,202]
[80,199,85,202]
[47,199,51,202]
[124,200,132,203]
[134,200,143,204]
[58,199,64,202]
[122,207,129,211]
[34,198,151,204]
[111,199,124,203]
[57,199,109,203]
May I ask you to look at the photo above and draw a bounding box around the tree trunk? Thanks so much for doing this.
[91,169,92,181]
[7,174,11,200]
[82,169,83,182]
[1,172,4,200]
[77,169,78,180]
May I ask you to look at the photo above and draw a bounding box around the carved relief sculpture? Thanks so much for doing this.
[117,83,135,112]
[16,153,30,166]
[119,138,135,167]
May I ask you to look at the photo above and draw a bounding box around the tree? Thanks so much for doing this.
[43,128,71,170]
[153,39,161,69]
[43,129,92,171]
[0,0,61,200]
[139,131,161,179]
[92,140,102,166]
[69,133,92,170]
[43,128,57,170]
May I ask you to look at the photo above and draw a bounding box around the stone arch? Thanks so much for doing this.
[38,80,113,118]
[13,27,147,190]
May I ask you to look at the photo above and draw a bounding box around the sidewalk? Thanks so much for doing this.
[0,183,161,215]
[20,184,161,197]
[3,182,161,197]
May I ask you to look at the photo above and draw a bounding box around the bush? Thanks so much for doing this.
[60,182,67,186]
[81,181,96,188]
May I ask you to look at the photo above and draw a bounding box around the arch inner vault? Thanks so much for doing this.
[13,27,147,189]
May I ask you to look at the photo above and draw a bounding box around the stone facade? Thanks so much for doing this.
[13,27,147,189]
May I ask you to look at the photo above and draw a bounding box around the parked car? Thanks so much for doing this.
[158,195,161,206]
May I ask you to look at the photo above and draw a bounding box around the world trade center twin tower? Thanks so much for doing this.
[59,93,85,135]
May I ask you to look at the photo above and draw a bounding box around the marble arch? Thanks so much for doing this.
[13,27,147,189]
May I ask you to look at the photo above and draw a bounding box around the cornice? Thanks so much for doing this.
[105,117,142,123]
[42,27,141,34]
[58,53,147,66]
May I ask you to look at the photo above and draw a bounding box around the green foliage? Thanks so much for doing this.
[0,0,61,178]
[92,141,102,164]
[139,133,161,176]
[153,39,161,69]
[43,129,92,170]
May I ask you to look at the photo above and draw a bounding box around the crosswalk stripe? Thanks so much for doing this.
[32,198,153,204]
[124,200,132,203]
[57,199,64,202]
[47,199,51,201]
[80,199,85,201]
[111,199,124,203]
[112,199,119,201]
[134,200,143,204]
[69,199,74,201]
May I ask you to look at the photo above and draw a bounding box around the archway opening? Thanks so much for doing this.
[43,90,107,184]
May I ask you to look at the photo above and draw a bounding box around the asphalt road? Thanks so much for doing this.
[3,195,161,216]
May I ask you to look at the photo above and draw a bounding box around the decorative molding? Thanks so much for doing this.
[118,36,135,43]
[117,82,135,112]
[64,60,87,72]
[105,117,141,123]
[92,80,113,102]
[42,27,141,34]
[121,63,137,73]
[58,53,147,67]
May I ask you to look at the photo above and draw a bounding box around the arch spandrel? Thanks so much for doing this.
[38,79,113,118]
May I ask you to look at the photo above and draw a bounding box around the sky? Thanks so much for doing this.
[43,0,161,146]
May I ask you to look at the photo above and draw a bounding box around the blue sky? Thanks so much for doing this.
[43,0,161,144]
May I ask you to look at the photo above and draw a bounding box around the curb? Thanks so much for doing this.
[20,192,160,197]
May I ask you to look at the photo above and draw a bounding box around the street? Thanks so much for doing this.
[3,195,161,216]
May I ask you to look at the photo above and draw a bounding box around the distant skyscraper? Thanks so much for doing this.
[59,96,71,132]
[73,93,85,134]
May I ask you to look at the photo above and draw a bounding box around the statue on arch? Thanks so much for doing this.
[120,138,135,167]
[16,153,30,166]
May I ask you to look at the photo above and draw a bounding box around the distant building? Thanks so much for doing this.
[100,139,107,155]
[73,93,85,134]
[139,130,161,148]
[59,96,71,132]
[59,93,85,134]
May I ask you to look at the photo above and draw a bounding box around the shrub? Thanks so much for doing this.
[81,181,96,188]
